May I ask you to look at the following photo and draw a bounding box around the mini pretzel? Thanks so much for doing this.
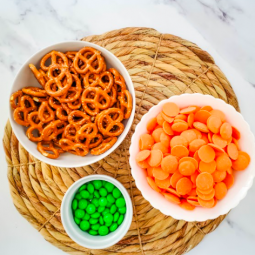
[40,51,68,71]
[22,87,48,97]
[68,110,91,127]
[91,137,118,155]
[81,87,111,116]
[67,97,82,110]
[86,133,103,149]
[118,90,133,119]
[29,64,46,87]
[41,120,65,141]
[59,138,89,156]
[26,111,43,142]
[49,97,62,109]
[56,104,71,121]
[108,84,117,107]
[108,68,126,92]
[76,123,98,142]
[45,65,73,97]
[97,108,124,137]
[10,90,23,109]
[62,123,79,142]
[13,95,37,126]
[38,101,55,123]
[56,74,82,103]
[37,141,60,159]
[73,47,105,74]
[83,71,114,92]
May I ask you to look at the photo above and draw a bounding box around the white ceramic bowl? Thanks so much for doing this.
[9,41,135,167]
[129,93,255,222]
[61,175,133,249]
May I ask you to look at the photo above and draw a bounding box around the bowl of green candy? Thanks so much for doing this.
[61,174,133,249]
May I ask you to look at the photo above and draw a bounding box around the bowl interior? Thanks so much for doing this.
[130,94,255,221]
[61,175,133,249]
[9,41,135,167]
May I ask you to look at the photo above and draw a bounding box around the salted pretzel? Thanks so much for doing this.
[73,47,105,74]
[26,111,43,142]
[22,87,48,97]
[59,138,89,156]
[13,95,37,126]
[45,65,73,97]
[108,68,126,92]
[81,87,111,116]
[97,108,124,137]
[68,110,91,127]
[29,64,46,87]
[38,101,55,123]
[11,46,133,159]
[83,71,114,92]
[37,141,60,159]
[118,90,133,119]
[40,51,68,71]
[91,137,118,155]
[10,90,23,109]
[56,74,82,103]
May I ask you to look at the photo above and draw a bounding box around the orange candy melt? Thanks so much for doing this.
[139,102,250,211]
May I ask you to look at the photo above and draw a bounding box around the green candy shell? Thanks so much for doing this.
[89,230,98,235]
[75,209,85,219]
[117,214,124,225]
[110,223,118,232]
[112,188,121,199]
[99,187,108,197]
[91,212,100,219]
[92,198,99,207]
[80,220,90,231]
[107,194,115,204]
[94,190,100,198]
[98,206,105,213]
[116,197,126,208]
[98,226,109,236]
[113,212,120,222]
[104,213,113,223]
[99,216,104,225]
[91,223,100,231]
[89,218,98,224]
[110,204,117,214]
[78,199,88,210]
[75,193,82,200]
[99,197,107,207]
[72,199,78,210]
[93,180,102,190]
[74,217,81,225]
[80,190,89,199]
[118,207,126,214]
[79,184,86,192]
[104,182,114,192]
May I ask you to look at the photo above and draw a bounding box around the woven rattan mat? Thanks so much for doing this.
[3,27,239,255]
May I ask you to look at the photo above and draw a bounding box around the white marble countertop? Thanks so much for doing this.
[0,1,255,255]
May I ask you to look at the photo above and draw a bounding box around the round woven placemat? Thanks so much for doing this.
[3,27,239,255]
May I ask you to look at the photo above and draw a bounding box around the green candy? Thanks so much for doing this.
[98,226,109,236]
[86,204,96,214]
[112,188,121,198]
[110,204,117,214]
[118,207,126,214]
[102,209,110,216]
[79,184,86,192]
[117,214,124,225]
[82,213,90,221]
[110,223,118,232]
[87,183,95,194]
[75,209,85,219]
[80,190,89,199]
[99,187,107,197]
[89,218,98,224]
[107,194,115,204]
[98,206,105,213]
[91,212,100,219]
[72,199,78,210]
[75,193,82,200]
[89,230,98,235]
[80,220,90,231]
[92,198,99,207]
[93,180,102,190]
[105,221,112,227]
[78,199,88,210]
[116,197,126,208]
[99,216,104,225]
[106,202,113,208]
[74,217,81,225]
[104,213,113,223]
[105,182,114,192]
[91,223,100,231]
[94,190,100,198]
[102,180,107,186]
[113,212,120,222]
[99,197,107,207]
[89,193,94,200]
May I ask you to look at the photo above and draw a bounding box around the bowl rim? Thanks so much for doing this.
[61,174,133,249]
[129,93,255,221]
[9,41,135,167]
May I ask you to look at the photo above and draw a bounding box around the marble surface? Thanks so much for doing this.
[0,1,255,255]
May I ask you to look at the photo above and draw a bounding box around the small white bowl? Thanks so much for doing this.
[129,93,255,222]
[61,175,133,249]
[9,41,135,167]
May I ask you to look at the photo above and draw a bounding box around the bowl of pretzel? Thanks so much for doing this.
[9,41,135,167]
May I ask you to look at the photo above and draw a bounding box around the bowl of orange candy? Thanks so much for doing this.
[129,93,255,221]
